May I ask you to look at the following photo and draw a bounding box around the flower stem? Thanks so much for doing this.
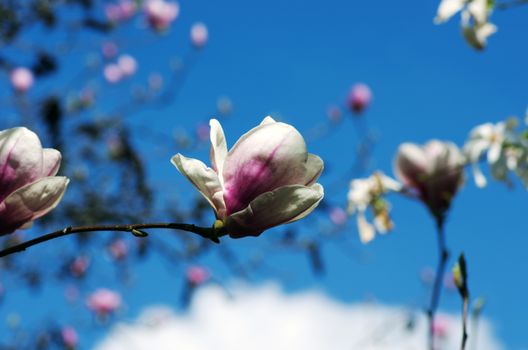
[0,223,221,258]
[427,216,449,350]
[461,294,469,350]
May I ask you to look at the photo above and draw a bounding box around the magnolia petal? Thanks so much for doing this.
[467,0,488,24]
[304,154,324,186]
[225,183,324,238]
[394,143,428,186]
[434,0,466,24]
[471,163,487,188]
[487,142,502,164]
[42,148,62,176]
[357,213,375,244]
[462,13,497,50]
[463,139,489,163]
[222,120,322,215]
[0,127,44,202]
[171,154,226,218]
[209,119,228,185]
[260,116,276,125]
[0,176,69,236]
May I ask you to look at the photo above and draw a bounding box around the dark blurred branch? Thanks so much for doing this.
[496,0,528,9]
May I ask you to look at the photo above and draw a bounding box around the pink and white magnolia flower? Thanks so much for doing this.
[172,117,324,238]
[190,22,208,48]
[0,127,69,236]
[347,83,372,114]
[394,140,465,218]
[144,0,179,31]
[10,67,34,93]
[86,288,122,316]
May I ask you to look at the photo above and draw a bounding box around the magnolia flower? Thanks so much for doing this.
[347,83,372,114]
[172,117,324,238]
[10,67,34,93]
[394,140,465,218]
[144,0,179,31]
[434,0,496,50]
[464,121,511,187]
[435,0,488,24]
[461,10,497,51]
[0,127,69,236]
[86,289,122,316]
[190,22,208,48]
[347,172,402,243]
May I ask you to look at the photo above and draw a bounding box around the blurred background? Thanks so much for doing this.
[0,0,527,349]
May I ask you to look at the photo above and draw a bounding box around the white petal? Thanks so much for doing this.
[471,163,487,187]
[171,154,226,218]
[467,0,488,24]
[42,148,62,176]
[209,119,228,185]
[357,213,375,244]
[225,183,324,238]
[260,116,276,125]
[434,0,466,24]
[0,176,69,235]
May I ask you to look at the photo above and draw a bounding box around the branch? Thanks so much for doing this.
[496,0,528,9]
[0,222,223,258]
[427,216,449,350]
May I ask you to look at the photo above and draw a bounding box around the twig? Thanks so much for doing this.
[496,0,528,9]
[0,222,223,258]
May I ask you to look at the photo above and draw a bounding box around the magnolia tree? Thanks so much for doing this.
[0,0,526,349]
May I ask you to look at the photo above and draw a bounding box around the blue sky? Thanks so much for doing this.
[1,0,528,348]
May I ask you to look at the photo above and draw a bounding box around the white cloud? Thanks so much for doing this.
[95,283,504,350]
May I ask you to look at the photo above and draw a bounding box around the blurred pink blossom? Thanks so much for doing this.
[326,105,342,124]
[148,73,163,91]
[329,207,347,226]
[144,0,179,31]
[347,83,372,114]
[65,285,80,303]
[105,1,136,22]
[420,266,435,285]
[70,255,90,278]
[104,64,123,84]
[117,54,137,76]
[10,67,34,93]
[432,317,449,338]
[61,326,79,349]
[186,266,210,285]
[190,22,208,48]
[195,122,210,142]
[102,42,118,58]
[86,289,122,316]
[108,239,128,260]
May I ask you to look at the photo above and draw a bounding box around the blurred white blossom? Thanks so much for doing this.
[347,172,402,243]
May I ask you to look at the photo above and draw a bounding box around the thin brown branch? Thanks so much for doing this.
[0,222,222,258]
